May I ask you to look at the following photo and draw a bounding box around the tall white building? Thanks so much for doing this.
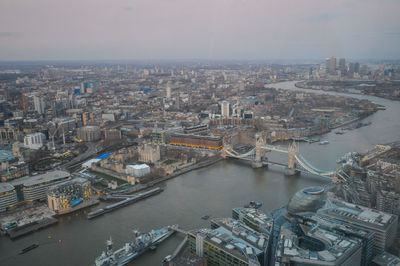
[33,95,46,114]
[24,132,46,149]
[221,101,230,117]
[166,86,171,98]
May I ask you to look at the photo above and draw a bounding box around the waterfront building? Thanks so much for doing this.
[318,197,398,256]
[24,132,46,150]
[274,226,362,265]
[286,186,397,264]
[0,183,17,212]
[9,170,71,202]
[232,208,274,236]
[47,178,92,213]
[77,125,101,142]
[188,218,270,266]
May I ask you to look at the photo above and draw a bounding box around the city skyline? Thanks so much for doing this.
[1,0,400,61]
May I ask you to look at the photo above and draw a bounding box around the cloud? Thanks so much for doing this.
[0,32,19,38]
[384,31,400,38]
[122,6,132,12]
[302,13,342,22]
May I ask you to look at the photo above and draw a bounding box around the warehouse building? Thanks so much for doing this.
[170,134,223,150]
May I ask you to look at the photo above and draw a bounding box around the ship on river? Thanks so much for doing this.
[94,225,178,266]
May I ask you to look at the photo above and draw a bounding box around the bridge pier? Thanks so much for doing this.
[284,167,300,176]
[251,162,263,168]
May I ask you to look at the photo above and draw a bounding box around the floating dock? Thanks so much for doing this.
[87,187,163,219]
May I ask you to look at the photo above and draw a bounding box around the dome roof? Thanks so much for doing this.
[287,186,326,215]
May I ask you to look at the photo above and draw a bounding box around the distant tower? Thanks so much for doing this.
[330,57,337,74]
[166,86,171,98]
[221,101,230,117]
[175,96,180,110]
[33,95,46,114]
[339,58,346,73]
[326,58,331,73]
[285,141,300,176]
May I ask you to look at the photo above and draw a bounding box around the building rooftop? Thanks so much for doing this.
[191,223,262,265]
[127,164,149,170]
[0,183,15,194]
[232,207,274,234]
[0,150,16,163]
[9,170,70,187]
[319,197,396,230]
[275,225,362,265]
[372,252,400,266]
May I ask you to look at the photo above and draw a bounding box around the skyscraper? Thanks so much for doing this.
[221,101,230,117]
[330,56,337,74]
[339,58,346,73]
[166,86,171,98]
[33,95,46,114]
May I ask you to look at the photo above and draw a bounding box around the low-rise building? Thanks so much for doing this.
[126,164,150,177]
[47,178,92,213]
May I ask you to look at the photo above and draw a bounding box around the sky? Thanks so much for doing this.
[0,0,400,61]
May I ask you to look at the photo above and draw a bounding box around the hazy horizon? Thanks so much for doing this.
[1,0,400,61]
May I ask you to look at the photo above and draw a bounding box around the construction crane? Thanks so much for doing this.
[22,94,27,116]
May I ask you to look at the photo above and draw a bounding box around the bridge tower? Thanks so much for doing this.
[252,133,267,168]
[285,140,300,175]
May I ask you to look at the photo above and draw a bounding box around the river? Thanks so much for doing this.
[0,81,399,266]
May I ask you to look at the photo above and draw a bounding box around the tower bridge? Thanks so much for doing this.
[222,133,337,180]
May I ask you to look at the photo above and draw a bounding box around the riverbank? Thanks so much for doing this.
[295,81,400,101]
[112,155,223,195]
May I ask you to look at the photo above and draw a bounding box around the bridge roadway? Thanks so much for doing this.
[224,144,335,179]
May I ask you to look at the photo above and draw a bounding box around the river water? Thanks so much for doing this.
[0,81,399,266]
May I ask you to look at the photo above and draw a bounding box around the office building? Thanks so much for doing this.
[47,178,92,213]
[0,183,17,212]
[274,226,362,265]
[184,124,209,135]
[221,101,230,117]
[166,86,171,98]
[24,132,46,150]
[169,134,223,150]
[189,218,270,266]
[10,170,71,202]
[77,126,101,142]
[339,58,346,73]
[318,197,398,256]
[33,95,46,114]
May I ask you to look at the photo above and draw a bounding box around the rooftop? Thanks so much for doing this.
[320,198,396,229]
[0,150,16,163]
[9,170,70,187]
[0,183,15,194]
